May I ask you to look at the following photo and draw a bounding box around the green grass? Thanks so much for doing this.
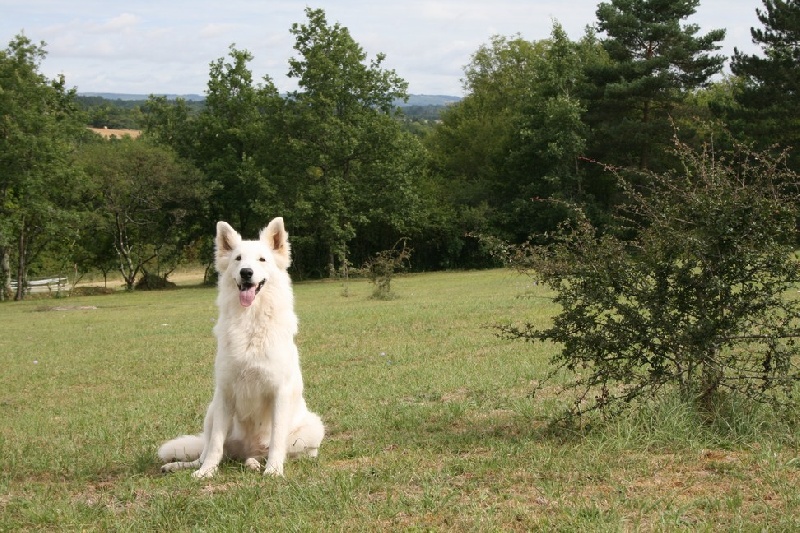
[1,269,799,531]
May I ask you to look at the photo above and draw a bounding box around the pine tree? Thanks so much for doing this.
[730,0,800,168]
[588,0,725,171]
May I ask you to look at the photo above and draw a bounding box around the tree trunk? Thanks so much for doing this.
[0,245,10,301]
[640,99,651,170]
[327,250,336,278]
[15,224,26,301]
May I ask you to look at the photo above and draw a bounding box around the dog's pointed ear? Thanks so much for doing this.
[261,217,291,270]
[215,222,241,271]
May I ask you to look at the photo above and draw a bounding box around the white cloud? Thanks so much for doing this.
[0,0,764,96]
[199,23,239,39]
[92,13,140,34]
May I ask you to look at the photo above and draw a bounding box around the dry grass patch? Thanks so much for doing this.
[89,127,141,139]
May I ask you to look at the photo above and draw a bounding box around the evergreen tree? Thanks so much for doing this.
[730,0,800,168]
[588,0,725,171]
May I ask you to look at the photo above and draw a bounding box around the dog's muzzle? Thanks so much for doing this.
[237,270,265,308]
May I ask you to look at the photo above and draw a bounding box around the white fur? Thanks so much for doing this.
[158,218,325,478]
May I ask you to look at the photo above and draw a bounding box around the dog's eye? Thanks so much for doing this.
[235,255,241,261]
[259,257,266,262]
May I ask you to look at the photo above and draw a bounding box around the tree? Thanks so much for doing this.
[503,26,608,233]
[78,138,208,290]
[501,141,800,420]
[284,7,419,276]
[194,46,288,236]
[426,26,606,244]
[142,47,288,277]
[141,95,196,159]
[730,0,800,169]
[588,0,726,171]
[0,34,87,300]
[428,35,544,219]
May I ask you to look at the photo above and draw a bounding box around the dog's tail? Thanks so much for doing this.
[157,434,204,462]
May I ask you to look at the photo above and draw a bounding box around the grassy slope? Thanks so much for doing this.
[1,270,798,531]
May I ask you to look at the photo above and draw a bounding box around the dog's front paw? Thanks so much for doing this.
[192,467,217,479]
[263,462,284,477]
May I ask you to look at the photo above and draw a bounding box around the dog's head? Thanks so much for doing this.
[215,218,291,308]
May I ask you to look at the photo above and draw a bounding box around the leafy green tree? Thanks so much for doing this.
[143,46,290,277]
[588,0,726,171]
[730,0,800,168]
[503,26,609,233]
[0,34,87,300]
[427,26,606,245]
[195,46,288,236]
[78,138,208,290]
[501,142,800,420]
[284,7,419,276]
[141,95,197,162]
[428,35,543,218]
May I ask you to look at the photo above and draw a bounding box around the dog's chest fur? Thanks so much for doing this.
[214,284,299,401]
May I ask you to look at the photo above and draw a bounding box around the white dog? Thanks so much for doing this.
[158,218,324,478]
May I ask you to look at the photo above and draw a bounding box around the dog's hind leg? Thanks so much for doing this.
[287,411,325,459]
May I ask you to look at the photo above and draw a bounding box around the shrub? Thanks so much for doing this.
[360,239,412,300]
[501,142,800,420]
[134,272,177,291]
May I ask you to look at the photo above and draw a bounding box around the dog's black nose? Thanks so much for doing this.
[240,268,253,281]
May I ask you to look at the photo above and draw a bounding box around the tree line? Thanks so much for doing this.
[2,1,799,299]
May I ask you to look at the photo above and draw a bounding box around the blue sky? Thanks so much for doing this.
[2,0,763,96]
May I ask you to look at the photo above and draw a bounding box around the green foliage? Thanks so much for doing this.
[427,25,604,244]
[196,46,287,235]
[0,34,89,300]
[140,46,288,271]
[77,96,144,129]
[284,8,423,276]
[77,138,208,290]
[8,5,798,285]
[501,141,800,420]
[77,95,203,130]
[730,0,800,168]
[359,238,412,300]
[588,0,726,171]
[140,95,197,156]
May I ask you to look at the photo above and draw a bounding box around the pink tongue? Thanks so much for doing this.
[239,286,257,307]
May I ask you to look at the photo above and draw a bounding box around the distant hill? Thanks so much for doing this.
[79,92,205,102]
[78,92,460,107]
[399,94,462,107]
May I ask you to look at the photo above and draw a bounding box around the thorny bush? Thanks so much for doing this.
[500,141,800,421]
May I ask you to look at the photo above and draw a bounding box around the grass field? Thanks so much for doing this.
[1,269,799,531]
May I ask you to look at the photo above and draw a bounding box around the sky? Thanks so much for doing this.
[2,0,765,97]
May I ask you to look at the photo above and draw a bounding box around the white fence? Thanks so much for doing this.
[9,277,69,295]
